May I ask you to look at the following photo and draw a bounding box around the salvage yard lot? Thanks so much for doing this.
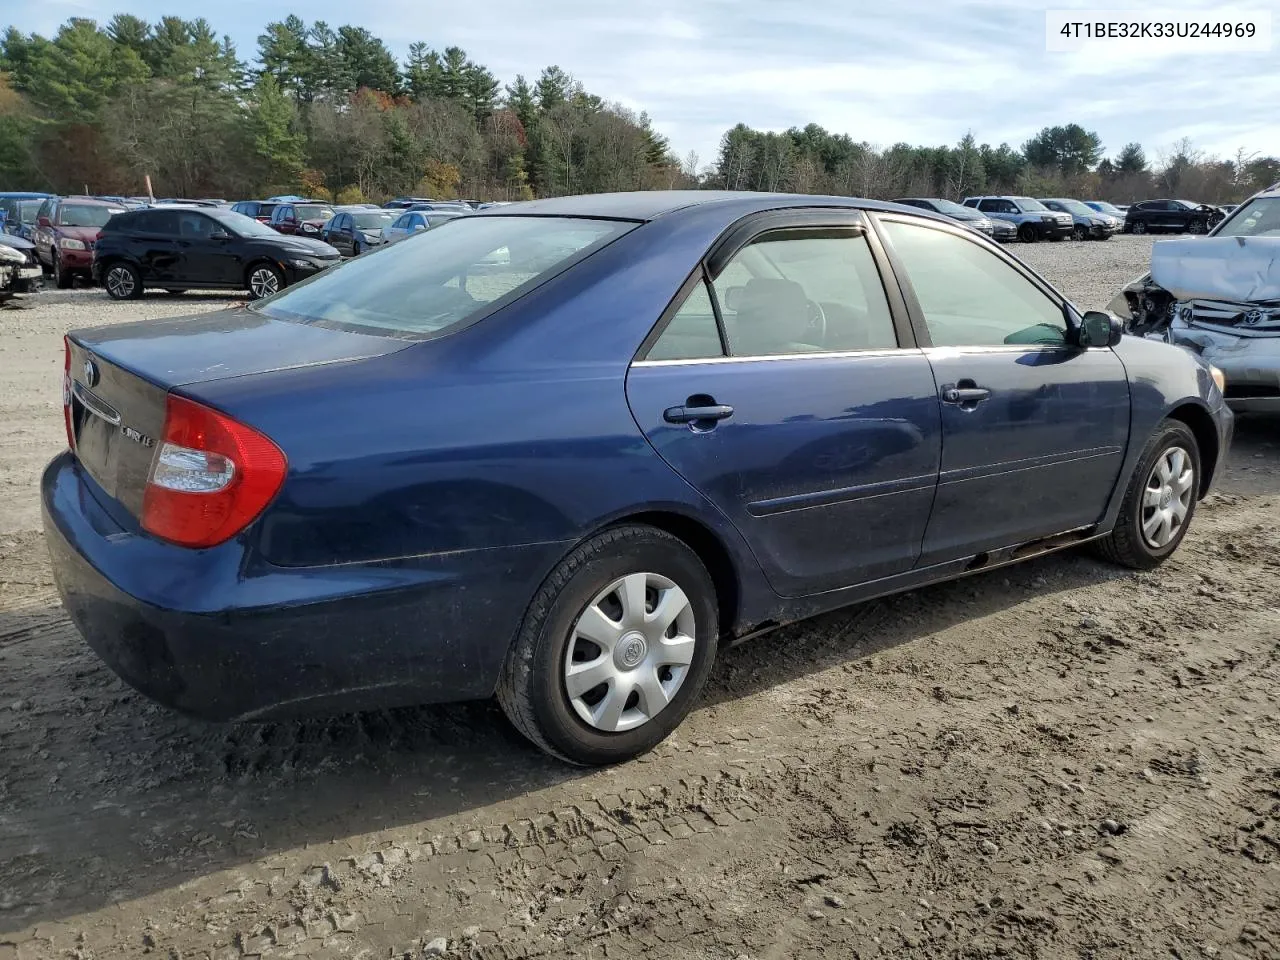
[0,234,1277,959]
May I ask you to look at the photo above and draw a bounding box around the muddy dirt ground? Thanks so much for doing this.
[0,236,1276,959]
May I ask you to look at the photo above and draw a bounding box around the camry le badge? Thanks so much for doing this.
[83,358,99,387]
[120,425,154,447]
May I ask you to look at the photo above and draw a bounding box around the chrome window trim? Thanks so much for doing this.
[632,347,914,367]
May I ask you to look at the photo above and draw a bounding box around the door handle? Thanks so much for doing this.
[941,384,991,405]
[664,403,734,424]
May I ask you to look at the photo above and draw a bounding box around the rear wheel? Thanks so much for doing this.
[1094,420,1200,569]
[103,262,142,300]
[1017,223,1039,243]
[351,240,361,257]
[497,525,719,765]
[247,263,283,300]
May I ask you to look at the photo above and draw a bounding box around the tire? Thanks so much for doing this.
[351,240,361,257]
[1188,218,1207,235]
[103,262,142,300]
[1132,220,1147,235]
[52,255,73,289]
[1017,223,1039,243]
[1072,225,1088,241]
[497,524,719,766]
[1094,419,1200,570]
[246,263,284,300]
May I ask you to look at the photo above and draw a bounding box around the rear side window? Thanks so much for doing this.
[257,216,633,339]
[646,281,723,361]
[711,229,897,355]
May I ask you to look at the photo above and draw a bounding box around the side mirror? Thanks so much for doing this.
[209,228,229,240]
[38,216,50,228]
[1078,310,1124,348]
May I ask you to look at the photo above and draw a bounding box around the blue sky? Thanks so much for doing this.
[15,0,1280,168]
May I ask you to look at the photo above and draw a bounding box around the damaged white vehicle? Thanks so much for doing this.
[1110,183,1280,412]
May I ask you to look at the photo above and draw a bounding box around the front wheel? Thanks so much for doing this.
[1017,223,1039,243]
[498,525,719,765]
[1073,225,1088,241]
[103,262,142,300]
[247,263,284,300]
[1132,220,1147,235]
[1094,420,1200,569]
[1188,218,1207,235]
[52,255,73,289]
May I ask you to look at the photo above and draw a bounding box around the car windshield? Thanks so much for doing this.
[1015,199,1048,212]
[1088,201,1122,214]
[256,216,633,338]
[296,205,333,221]
[210,210,280,238]
[1214,197,1280,237]
[929,199,980,217]
[353,212,395,229]
[1053,199,1095,216]
[59,204,123,227]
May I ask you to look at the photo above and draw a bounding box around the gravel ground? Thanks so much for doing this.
[1,238,1278,960]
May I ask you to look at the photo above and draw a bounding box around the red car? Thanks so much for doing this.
[34,197,127,288]
[268,201,335,237]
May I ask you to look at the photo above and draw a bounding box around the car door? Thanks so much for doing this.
[127,210,182,284]
[336,214,356,255]
[34,199,55,266]
[625,211,942,598]
[874,214,1130,565]
[176,212,240,284]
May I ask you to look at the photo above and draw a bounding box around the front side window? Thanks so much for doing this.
[710,229,897,356]
[256,215,632,338]
[882,220,1067,348]
[645,280,723,361]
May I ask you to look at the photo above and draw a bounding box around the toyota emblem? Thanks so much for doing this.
[83,358,99,387]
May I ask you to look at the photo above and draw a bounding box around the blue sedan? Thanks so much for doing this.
[43,191,1233,765]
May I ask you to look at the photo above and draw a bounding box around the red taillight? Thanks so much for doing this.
[141,394,287,548]
[62,337,75,451]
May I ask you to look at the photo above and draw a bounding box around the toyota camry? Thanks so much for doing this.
[43,192,1233,765]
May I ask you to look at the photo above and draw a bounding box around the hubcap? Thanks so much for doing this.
[106,267,134,298]
[1141,446,1194,549]
[563,571,697,733]
[250,269,279,298]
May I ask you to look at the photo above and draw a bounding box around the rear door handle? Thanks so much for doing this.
[941,385,991,404]
[664,404,734,424]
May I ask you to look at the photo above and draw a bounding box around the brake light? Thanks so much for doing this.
[62,337,75,451]
[141,394,287,548]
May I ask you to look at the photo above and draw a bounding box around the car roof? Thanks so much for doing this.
[472,190,945,224]
[57,197,123,206]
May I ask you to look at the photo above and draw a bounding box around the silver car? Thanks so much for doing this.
[1110,182,1280,412]
[382,209,466,244]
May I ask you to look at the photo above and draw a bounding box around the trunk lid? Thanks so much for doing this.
[67,307,410,522]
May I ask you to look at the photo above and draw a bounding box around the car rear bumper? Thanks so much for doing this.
[42,451,566,721]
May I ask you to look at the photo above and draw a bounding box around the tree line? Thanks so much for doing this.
[2,16,1278,206]
[0,15,685,201]
[712,122,1280,206]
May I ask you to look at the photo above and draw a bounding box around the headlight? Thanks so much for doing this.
[1209,365,1226,394]
[288,258,317,269]
[301,223,317,233]
[59,237,86,250]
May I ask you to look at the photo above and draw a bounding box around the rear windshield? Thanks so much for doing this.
[59,204,123,227]
[256,215,633,338]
